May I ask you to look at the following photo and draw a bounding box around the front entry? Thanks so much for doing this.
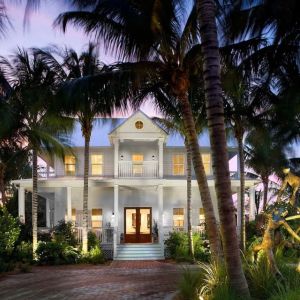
[124,207,152,243]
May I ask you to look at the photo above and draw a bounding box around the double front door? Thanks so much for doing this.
[124,207,152,243]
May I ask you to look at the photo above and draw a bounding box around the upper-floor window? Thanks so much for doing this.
[173,208,184,229]
[135,120,143,129]
[173,154,185,175]
[132,154,143,175]
[91,208,103,228]
[91,154,103,176]
[202,153,211,175]
[65,155,76,176]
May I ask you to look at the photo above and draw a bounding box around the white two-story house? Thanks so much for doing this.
[13,110,257,260]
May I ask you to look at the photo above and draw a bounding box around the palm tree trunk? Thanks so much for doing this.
[237,134,246,251]
[262,177,269,211]
[32,149,38,254]
[179,94,222,261]
[82,130,91,253]
[0,162,7,205]
[185,138,195,261]
[197,0,250,297]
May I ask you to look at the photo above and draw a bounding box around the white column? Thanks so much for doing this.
[114,139,119,178]
[113,184,119,258]
[158,185,164,247]
[236,188,241,237]
[158,138,164,178]
[249,186,256,221]
[18,187,25,223]
[66,187,72,222]
[46,198,50,227]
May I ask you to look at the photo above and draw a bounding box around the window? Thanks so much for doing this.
[132,154,143,175]
[65,155,76,176]
[173,154,185,175]
[199,208,205,225]
[173,208,184,228]
[202,153,211,175]
[91,208,103,229]
[135,120,143,129]
[72,208,76,224]
[91,154,103,175]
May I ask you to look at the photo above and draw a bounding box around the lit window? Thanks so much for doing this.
[72,208,76,224]
[132,154,143,175]
[135,121,143,129]
[91,208,103,229]
[173,208,184,228]
[65,155,76,176]
[202,153,211,175]
[173,154,185,175]
[199,208,205,224]
[91,154,103,175]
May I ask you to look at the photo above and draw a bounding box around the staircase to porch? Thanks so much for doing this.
[115,244,164,260]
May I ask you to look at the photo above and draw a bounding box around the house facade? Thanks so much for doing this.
[14,111,257,260]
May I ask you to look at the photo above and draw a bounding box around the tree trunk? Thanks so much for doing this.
[197,0,250,297]
[262,177,269,211]
[237,134,246,251]
[0,162,7,205]
[185,138,195,261]
[179,93,222,261]
[82,131,91,253]
[32,149,38,254]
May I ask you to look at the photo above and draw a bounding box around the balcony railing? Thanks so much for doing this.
[118,161,159,178]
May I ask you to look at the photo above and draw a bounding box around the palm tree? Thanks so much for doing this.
[0,48,73,253]
[245,125,287,211]
[37,43,127,252]
[153,92,207,261]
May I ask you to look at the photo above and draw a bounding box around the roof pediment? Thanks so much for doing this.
[109,110,167,143]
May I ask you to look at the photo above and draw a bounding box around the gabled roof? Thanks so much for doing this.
[108,110,168,136]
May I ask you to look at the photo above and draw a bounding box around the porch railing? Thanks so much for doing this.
[75,227,114,244]
[163,225,206,241]
[118,161,159,178]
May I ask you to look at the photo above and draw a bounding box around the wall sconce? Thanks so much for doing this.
[111,212,115,226]
[120,155,124,160]
[152,155,155,160]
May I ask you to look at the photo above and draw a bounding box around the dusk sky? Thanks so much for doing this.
[2,2,299,157]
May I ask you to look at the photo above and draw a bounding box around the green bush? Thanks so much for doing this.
[52,220,77,247]
[88,231,100,250]
[0,207,21,259]
[165,231,210,262]
[16,241,33,263]
[36,241,80,265]
[81,245,104,264]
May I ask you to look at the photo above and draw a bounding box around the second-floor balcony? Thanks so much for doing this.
[118,161,159,178]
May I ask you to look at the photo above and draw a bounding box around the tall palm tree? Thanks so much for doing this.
[153,92,207,261]
[0,48,73,253]
[38,43,127,252]
[53,0,223,261]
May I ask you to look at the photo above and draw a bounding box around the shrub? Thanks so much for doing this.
[88,231,100,250]
[165,231,210,262]
[81,245,104,264]
[16,241,33,263]
[0,207,20,259]
[36,241,80,265]
[52,220,77,247]
[178,268,203,300]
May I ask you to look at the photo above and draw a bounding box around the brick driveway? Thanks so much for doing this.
[0,261,181,300]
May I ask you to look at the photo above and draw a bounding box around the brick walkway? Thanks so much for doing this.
[0,261,181,300]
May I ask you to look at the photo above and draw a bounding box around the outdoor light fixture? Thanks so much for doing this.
[152,155,155,160]
[111,212,115,226]
[120,155,124,160]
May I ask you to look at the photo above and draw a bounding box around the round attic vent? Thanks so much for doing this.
[135,120,143,129]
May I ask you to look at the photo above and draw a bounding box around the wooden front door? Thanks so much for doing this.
[124,207,152,243]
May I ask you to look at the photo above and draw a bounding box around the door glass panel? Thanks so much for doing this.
[126,209,136,234]
[140,208,151,234]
